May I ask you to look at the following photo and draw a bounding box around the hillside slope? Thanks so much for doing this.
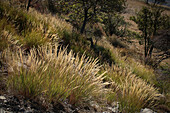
[0,1,169,112]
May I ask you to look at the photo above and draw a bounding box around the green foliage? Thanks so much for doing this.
[103,13,127,36]
[9,10,28,33]
[8,66,45,99]
[46,0,57,14]
[130,5,170,62]
[57,0,125,33]
[130,7,154,36]
[130,6,169,36]
[160,14,170,29]
[130,60,158,84]
[126,30,142,39]
[0,3,30,34]
[119,57,157,85]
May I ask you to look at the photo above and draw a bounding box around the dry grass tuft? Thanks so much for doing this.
[4,44,107,104]
[106,65,161,112]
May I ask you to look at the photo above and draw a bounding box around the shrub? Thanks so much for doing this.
[126,30,142,39]
[4,44,107,104]
[108,35,128,49]
[103,13,127,36]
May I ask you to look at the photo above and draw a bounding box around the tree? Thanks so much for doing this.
[102,13,127,36]
[26,0,31,11]
[131,5,169,64]
[58,0,125,34]
[131,7,153,59]
[26,0,39,11]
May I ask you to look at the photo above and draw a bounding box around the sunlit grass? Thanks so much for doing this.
[106,65,161,112]
[4,44,107,104]
[0,1,164,112]
[97,38,157,85]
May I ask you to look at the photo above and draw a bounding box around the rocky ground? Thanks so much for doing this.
[0,95,119,113]
[0,95,158,113]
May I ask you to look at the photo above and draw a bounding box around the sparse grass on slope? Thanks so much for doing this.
[97,38,158,85]
[0,1,62,50]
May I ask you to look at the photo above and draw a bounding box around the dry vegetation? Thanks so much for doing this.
[106,65,161,112]
[4,44,107,105]
[0,0,169,112]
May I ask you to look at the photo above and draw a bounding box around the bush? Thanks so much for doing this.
[108,35,128,49]
[103,13,127,36]
[126,30,142,39]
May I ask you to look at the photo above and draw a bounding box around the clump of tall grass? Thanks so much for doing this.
[106,65,161,112]
[0,32,9,51]
[127,58,157,84]
[4,44,107,104]
[0,30,20,51]
[18,30,49,49]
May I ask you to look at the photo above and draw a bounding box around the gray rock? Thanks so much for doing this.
[140,108,156,113]
[89,101,101,112]
[0,108,13,113]
[0,96,6,100]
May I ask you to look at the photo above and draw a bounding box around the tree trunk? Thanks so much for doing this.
[144,35,147,58]
[153,9,159,35]
[154,0,158,5]
[143,9,149,64]
[80,9,88,34]
[144,13,148,58]
[26,0,32,11]
[148,44,154,58]
[48,0,56,14]
[146,0,149,4]
[87,38,94,48]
